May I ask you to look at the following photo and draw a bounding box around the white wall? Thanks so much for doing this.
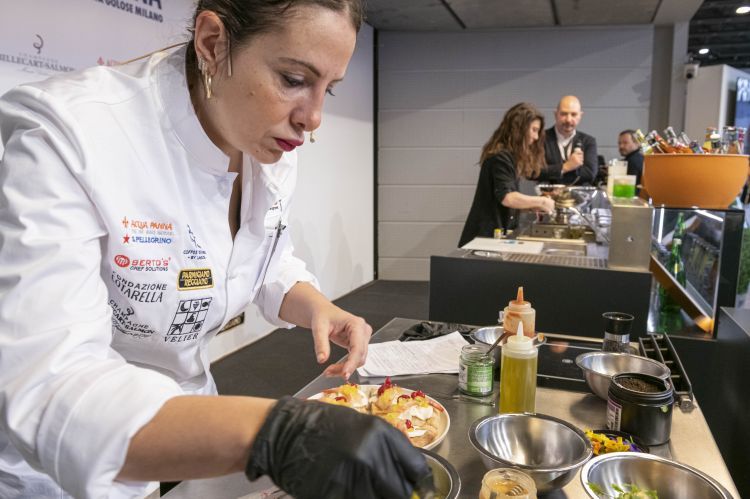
[0,1,375,361]
[378,26,654,280]
[684,64,750,143]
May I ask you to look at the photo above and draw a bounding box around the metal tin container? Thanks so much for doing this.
[607,372,673,446]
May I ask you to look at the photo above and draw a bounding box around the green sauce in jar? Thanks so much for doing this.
[458,344,494,396]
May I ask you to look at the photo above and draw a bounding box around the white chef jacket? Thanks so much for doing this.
[0,46,318,498]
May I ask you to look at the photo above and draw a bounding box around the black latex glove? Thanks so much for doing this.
[245,396,434,499]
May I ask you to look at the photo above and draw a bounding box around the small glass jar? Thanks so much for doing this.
[479,468,537,499]
[458,344,494,396]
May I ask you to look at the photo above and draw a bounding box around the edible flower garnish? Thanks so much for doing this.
[585,429,638,455]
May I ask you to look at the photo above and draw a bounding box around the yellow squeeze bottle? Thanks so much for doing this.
[499,321,538,414]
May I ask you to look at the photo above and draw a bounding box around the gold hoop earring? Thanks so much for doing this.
[310,130,316,143]
[198,56,213,99]
[227,38,233,77]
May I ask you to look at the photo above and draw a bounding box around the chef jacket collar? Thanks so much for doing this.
[156,45,230,176]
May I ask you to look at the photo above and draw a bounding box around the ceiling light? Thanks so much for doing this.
[698,48,710,55]
[737,5,750,14]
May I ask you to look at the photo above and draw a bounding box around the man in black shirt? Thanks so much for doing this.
[542,95,598,185]
[618,129,644,187]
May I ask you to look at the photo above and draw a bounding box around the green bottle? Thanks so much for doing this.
[658,213,686,332]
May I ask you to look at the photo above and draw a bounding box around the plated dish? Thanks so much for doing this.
[309,378,450,450]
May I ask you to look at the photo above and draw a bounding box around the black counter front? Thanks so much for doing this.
[429,250,652,338]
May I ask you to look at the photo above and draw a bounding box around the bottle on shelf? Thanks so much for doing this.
[658,212,687,333]
[498,321,538,414]
[670,213,687,286]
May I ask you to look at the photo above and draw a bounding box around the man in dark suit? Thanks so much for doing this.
[542,95,598,185]
[618,129,644,186]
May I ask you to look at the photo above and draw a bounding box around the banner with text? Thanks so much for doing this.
[0,0,195,97]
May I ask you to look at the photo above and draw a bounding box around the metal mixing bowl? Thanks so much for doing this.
[469,413,592,493]
[575,351,671,400]
[581,452,733,499]
[470,326,503,366]
[421,448,461,499]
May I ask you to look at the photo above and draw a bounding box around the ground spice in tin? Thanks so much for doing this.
[619,376,662,393]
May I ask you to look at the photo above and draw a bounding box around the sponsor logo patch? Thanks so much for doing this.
[109,299,157,339]
[114,254,130,267]
[111,271,166,303]
[113,254,171,272]
[120,216,176,246]
[178,268,213,290]
[183,224,207,261]
[166,297,212,343]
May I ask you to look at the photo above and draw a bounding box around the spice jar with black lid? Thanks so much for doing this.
[606,372,673,446]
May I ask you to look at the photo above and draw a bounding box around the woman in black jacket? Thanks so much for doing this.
[459,102,555,247]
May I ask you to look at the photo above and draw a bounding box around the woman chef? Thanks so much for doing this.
[0,1,431,498]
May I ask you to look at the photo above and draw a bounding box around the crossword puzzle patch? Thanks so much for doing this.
[166,297,212,343]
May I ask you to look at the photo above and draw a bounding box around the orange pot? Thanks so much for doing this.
[642,154,749,209]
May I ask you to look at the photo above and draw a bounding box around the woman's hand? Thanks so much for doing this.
[312,305,372,379]
[279,282,372,379]
[246,397,433,499]
[537,196,556,214]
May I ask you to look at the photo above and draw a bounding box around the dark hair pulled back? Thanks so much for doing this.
[186,0,364,82]
[480,102,545,180]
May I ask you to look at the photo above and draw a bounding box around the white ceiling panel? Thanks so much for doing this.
[365,0,700,31]
[554,0,660,26]
[448,0,555,29]
[364,0,462,31]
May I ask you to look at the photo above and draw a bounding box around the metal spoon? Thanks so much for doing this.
[485,331,546,354]
[486,330,511,356]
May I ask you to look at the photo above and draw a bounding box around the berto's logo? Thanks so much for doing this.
[33,34,43,55]
[114,254,130,268]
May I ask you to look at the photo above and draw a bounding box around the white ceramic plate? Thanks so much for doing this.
[309,384,450,450]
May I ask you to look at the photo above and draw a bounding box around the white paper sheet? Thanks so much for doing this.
[461,237,544,255]
[356,332,469,377]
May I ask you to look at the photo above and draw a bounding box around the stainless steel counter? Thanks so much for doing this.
[165,318,739,498]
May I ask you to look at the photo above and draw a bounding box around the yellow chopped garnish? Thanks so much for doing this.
[585,429,634,455]
[339,384,359,397]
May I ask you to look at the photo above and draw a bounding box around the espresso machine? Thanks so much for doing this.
[523,184,608,244]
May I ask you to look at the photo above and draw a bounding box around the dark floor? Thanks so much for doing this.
[211,280,429,398]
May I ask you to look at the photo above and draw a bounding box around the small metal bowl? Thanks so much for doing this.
[536,183,568,197]
[469,413,592,493]
[420,448,461,499]
[470,326,503,366]
[575,351,671,400]
[581,452,733,498]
